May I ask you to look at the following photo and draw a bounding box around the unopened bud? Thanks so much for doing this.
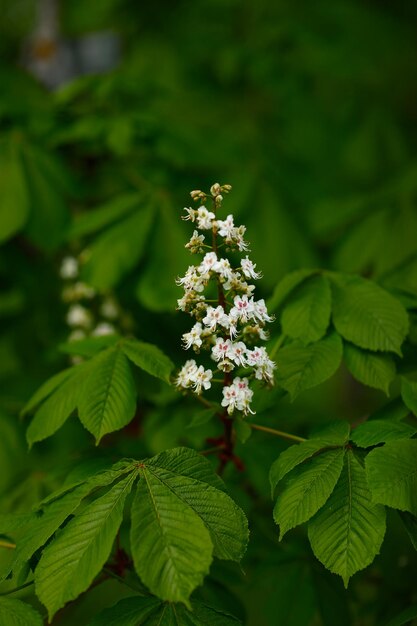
[210,183,221,196]
[215,194,223,206]
[190,190,202,200]
[221,184,232,193]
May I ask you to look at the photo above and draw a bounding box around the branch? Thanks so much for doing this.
[249,423,306,443]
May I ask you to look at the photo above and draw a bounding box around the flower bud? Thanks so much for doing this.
[215,195,223,206]
[221,184,232,193]
[210,183,221,196]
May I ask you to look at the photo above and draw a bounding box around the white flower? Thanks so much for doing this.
[217,214,234,238]
[68,329,86,342]
[191,366,213,394]
[230,295,255,323]
[176,360,199,388]
[196,206,215,230]
[212,337,233,363]
[199,252,218,274]
[182,322,203,350]
[92,322,116,336]
[60,256,79,279]
[241,256,262,280]
[228,341,248,367]
[246,346,276,382]
[177,292,205,312]
[202,306,229,332]
[185,230,205,253]
[176,266,206,293]
[229,225,250,251]
[221,377,254,415]
[66,304,92,329]
[253,299,274,323]
[227,310,239,339]
[213,257,234,281]
[182,207,197,221]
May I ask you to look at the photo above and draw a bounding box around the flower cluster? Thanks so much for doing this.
[175,183,276,416]
[59,255,119,342]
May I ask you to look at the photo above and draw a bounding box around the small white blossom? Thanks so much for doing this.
[68,329,86,342]
[212,337,233,363]
[228,341,248,367]
[92,322,116,336]
[202,306,229,332]
[66,304,92,329]
[241,256,262,280]
[253,299,274,323]
[176,360,199,388]
[185,230,205,253]
[246,346,276,382]
[60,256,79,279]
[221,377,254,415]
[182,207,197,221]
[182,322,203,350]
[213,257,234,281]
[176,266,207,293]
[196,206,215,230]
[199,252,218,274]
[100,298,119,319]
[191,366,213,394]
[230,295,255,323]
[217,214,234,238]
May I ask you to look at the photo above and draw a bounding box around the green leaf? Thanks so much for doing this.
[276,332,343,400]
[330,273,409,355]
[308,450,386,587]
[267,269,317,312]
[87,596,242,625]
[351,419,417,448]
[82,203,154,290]
[270,421,350,492]
[0,597,43,626]
[401,377,417,417]
[35,471,137,620]
[274,448,345,538]
[2,463,131,581]
[26,361,91,446]
[234,416,252,443]
[365,439,417,515]
[0,138,30,243]
[68,193,142,239]
[130,470,212,606]
[343,342,396,394]
[122,338,174,383]
[78,346,137,443]
[21,367,73,416]
[131,447,248,605]
[281,274,331,344]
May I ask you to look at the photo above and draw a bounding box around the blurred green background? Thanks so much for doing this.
[1,1,417,624]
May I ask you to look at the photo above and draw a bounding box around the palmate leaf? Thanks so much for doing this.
[365,440,417,515]
[35,471,138,621]
[281,274,331,344]
[78,346,137,443]
[270,421,350,492]
[88,596,242,626]
[308,450,386,587]
[274,448,345,538]
[276,332,343,400]
[343,342,396,394]
[0,597,43,626]
[329,273,409,355]
[67,193,143,239]
[23,339,173,444]
[131,448,248,605]
[0,138,30,243]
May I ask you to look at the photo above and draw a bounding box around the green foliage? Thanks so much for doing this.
[343,343,396,394]
[308,451,386,587]
[276,332,343,400]
[0,597,43,626]
[23,338,173,445]
[88,596,242,625]
[329,273,409,355]
[350,419,417,448]
[401,377,417,416]
[365,440,417,515]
